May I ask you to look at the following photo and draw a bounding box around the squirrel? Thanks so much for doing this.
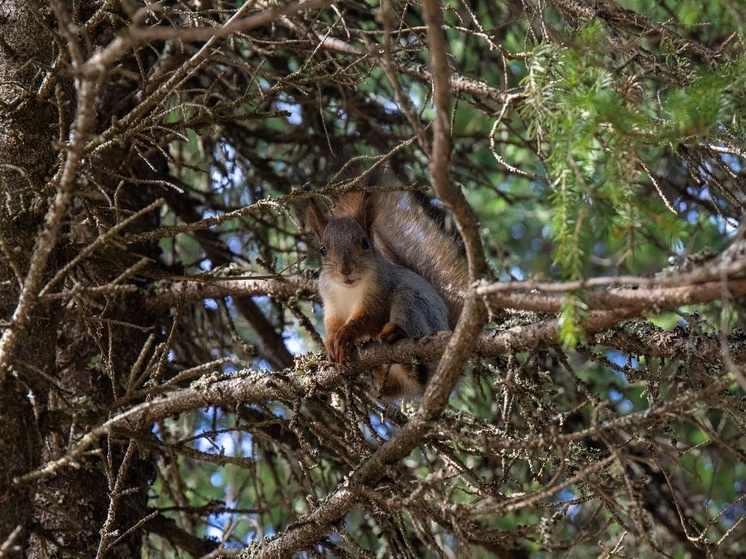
[302,168,467,399]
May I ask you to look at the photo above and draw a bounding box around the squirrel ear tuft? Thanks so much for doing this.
[356,192,377,233]
[304,200,328,241]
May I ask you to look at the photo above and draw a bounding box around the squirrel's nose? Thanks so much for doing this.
[340,264,353,276]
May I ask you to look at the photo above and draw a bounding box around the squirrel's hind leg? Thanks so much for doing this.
[376,322,408,344]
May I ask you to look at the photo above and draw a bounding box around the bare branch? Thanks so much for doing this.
[145,275,317,314]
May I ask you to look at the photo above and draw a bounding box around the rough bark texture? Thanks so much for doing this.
[0,3,156,556]
[0,2,58,555]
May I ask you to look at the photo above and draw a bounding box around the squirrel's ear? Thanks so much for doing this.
[356,192,377,232]
[304,200,328,240]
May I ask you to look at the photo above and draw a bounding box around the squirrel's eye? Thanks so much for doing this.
[361,237,370,250]
[319,244,327,257]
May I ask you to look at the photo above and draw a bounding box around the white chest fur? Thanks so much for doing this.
[321,277,368,321]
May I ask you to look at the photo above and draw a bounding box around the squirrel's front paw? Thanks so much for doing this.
[327,327,356,363]
[376,322,407,344]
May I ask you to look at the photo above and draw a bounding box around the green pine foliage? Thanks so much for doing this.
[513,21,743,341]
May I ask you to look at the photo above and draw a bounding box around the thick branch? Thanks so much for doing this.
[481,277,746,313]
[420,0,488,413]
[478,253,746,294]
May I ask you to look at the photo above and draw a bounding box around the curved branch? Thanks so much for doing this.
[261,2,492,555]
[14,369,303,485]
[420,0,489,408]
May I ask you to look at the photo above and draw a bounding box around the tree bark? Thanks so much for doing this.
[0,2,60,556]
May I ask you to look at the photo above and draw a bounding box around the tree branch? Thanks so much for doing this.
[145,275,317,314]
[481,277,746,313]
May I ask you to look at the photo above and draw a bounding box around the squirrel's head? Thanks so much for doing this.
[304,194,378,288]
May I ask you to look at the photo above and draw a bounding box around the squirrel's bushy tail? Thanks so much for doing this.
[371,189,468,330]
